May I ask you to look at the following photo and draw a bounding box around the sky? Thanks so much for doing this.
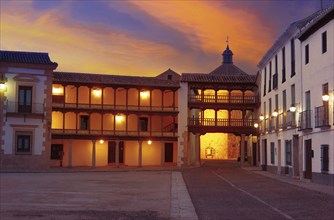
[0,0,333,76]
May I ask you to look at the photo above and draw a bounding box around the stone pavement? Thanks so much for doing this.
[242,166,334,196]
[0,169,198,220]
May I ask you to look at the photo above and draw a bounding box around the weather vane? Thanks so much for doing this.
[226,35,229,46]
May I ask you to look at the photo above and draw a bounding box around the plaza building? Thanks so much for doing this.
[178,44,259,167]
[258,4,334,185]
[0,45,259,169]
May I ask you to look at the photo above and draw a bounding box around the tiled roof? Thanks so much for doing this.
[257,4,333,68]
[0,50,57,66]
[181,73,256,83]
[53,72,180,88]
[209,63,248,75]
[155,68,181,81]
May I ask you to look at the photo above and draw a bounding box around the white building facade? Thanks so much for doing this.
[258,5,334,185]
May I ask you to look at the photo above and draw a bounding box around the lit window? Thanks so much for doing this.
[140,90,149,99]
[92,88,102,97]
[52,85,64,95]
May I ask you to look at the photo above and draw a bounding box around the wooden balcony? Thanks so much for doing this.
[188,95,258,109]
[187,117,258,135]
[52,102,178,115]
[51,129,177,141]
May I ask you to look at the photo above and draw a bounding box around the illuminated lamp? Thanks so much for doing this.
[115,114,124,123]
[147,140,152,145]
[272,109,278,117]
[99,139,104,144]
[322,94,330,102]
[0,82,6,92]
[93,88,102,97]
[254,123,259,128]
[259,114,264,121]
[289,104,296,112]
[140,90,149,99]
[52,86,62,95]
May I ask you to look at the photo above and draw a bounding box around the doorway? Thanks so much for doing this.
[304,139,312,179]
[277,140,281,175]
[262,139,267,171]
[292,135,299,177]
[165,143,173,163]
[108,141,124,164]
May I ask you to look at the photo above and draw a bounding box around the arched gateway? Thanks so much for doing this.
[178,44,259,166]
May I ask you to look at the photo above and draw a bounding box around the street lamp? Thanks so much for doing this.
[289,104,296,112]
[259,114,264,121]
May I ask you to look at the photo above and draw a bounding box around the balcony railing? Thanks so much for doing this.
[51,129,177,137]
[298,110,312,131]
[188,118,257,127]
[269,117,276,131]
[52,102,178,112]
[278,113,287,130]
[189,95,258,104]
[286,111,296,128]
[315,105,329,128]
[6,101,44,114]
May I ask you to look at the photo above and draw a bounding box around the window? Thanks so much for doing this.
[51,144,63,160]
[80,115,89,130]
[139,117,148,131]
[282,90,287,112]
[273,55,278,89]
[18,86,32,113]
[263,67,267,96]
[268,62,272,92]
[322,31,327,53]
[167,74,173,80]
[282,47,286,83]
[291,39,295,77]
[285,140,292,165]
[305,44,309,64]
[323,83,329,105]
[16,132,32,154]
[321,145,329,172]
[270,142,275,164]
[291,84,295,106]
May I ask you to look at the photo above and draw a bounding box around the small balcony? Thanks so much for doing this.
[315,105,330,128]
[187,117,258,135]
[278,113,286,130]
[298,110,312,131]
[5,101,44,120]
[286,111,296,128]
[188,95,258,109]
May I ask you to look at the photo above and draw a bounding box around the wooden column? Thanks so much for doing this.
[68,139,72,168]
[240,134,245,166]
[92,140,96,168]
[138,141,143,167]
[150,90,152,110]
[161,90,164,111]
[63,85,66,108]
[114,87,117,108]
[76,86,79,108]
[89,87,91,107]
[161,141,165,166]
[195,134,201,166]
[126,88,128,110]
[138,89,141,110]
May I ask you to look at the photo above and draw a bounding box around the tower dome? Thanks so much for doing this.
[222,44,233,64]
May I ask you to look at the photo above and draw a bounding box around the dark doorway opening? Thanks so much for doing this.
[304,139,312,179]
[108,141,124,164]
[165,143,173,163]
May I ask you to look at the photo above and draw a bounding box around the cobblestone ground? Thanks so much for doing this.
[0,171,171,220]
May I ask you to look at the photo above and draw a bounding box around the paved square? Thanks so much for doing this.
[0,171,172,220]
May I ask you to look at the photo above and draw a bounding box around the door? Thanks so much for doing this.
[108,141,124,164]
[50,144,63,160]
[292,135,299,177]
[277,140,281,174]
[252,143,257,166]
[18,86,32,113]
[164,143,173,163]
[262,139,267,171]
[304,139,312,179]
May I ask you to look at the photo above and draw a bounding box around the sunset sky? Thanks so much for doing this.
[0,0,332,76]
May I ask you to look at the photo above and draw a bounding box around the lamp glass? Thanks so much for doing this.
[322,94,329,102]
[259,115,264,121]
[254,123,259,128]
[289,104,296,112]
[148,140,152,145]
[0,82,6,92]
[140,91,149,99]
[272,110,278,117]
[115,114,124,123]
[93,88,102,97]
[99,139,104,144]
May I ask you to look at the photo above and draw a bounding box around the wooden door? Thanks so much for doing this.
[304,139,312,179]
[164,143,173,163]
[108,142,116,163]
